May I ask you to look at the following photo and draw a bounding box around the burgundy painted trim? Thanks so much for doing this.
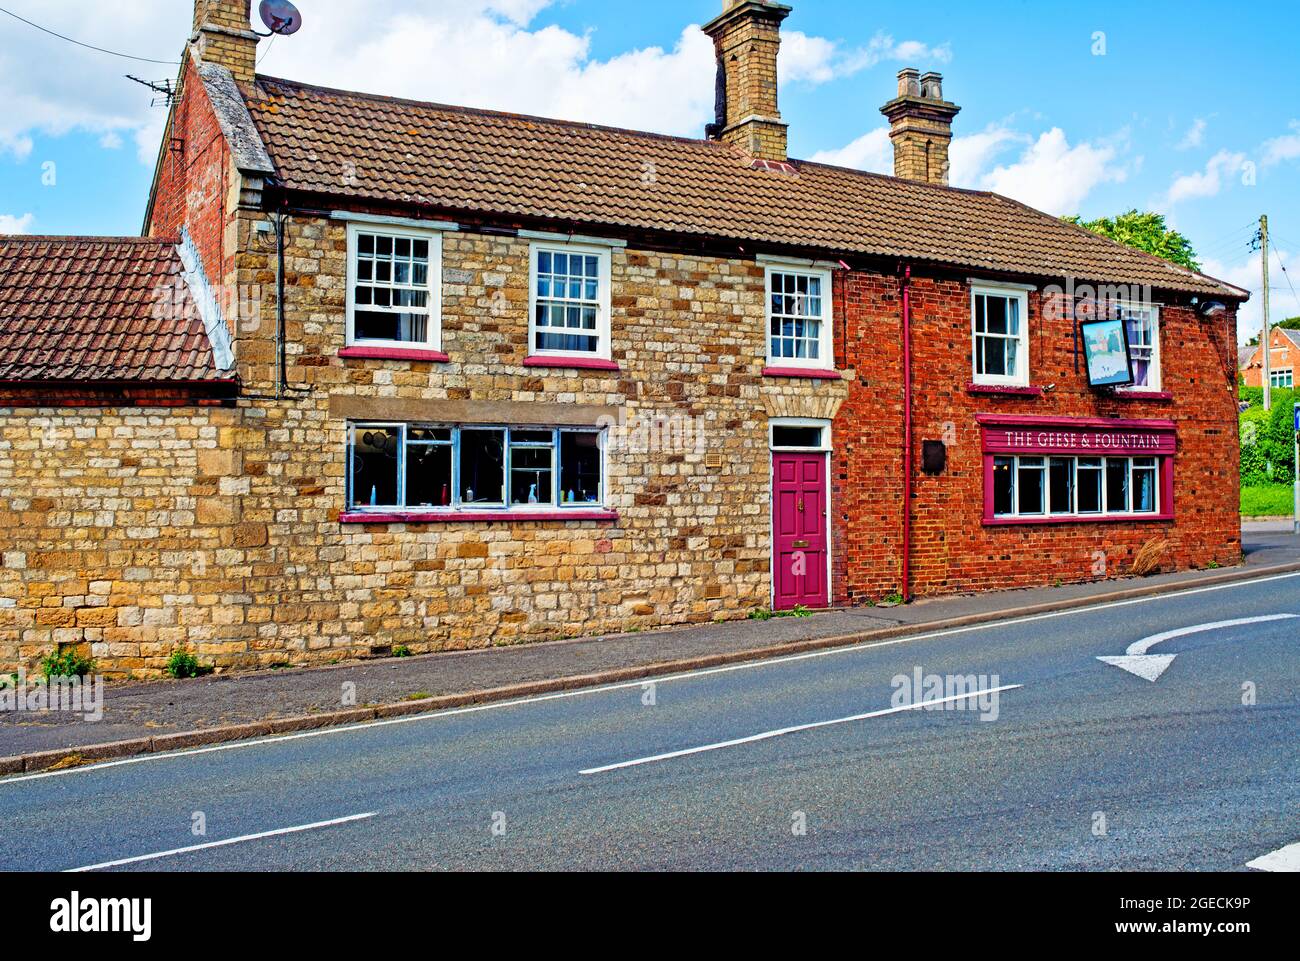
[966,383,1044,397]
[523,356,621,372]
[1113,389,1174,401]
[976,413,1177,430]
[981,454,1176,524]
[339,346,450,363]
[341,510,619,525]
[762,367,842,380]
[983,512,1175,527]
[902,267,913,602]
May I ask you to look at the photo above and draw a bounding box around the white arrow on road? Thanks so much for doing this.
[1097,614,1299,682]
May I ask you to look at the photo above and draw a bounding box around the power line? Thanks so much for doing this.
[1276,248,1300,314]
[0,5,178,65]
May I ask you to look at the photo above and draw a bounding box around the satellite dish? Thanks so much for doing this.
[259,0,303,36]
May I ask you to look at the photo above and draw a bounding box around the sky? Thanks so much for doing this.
[0,0,1297,344]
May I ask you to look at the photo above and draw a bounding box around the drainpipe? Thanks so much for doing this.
[275,208,287,399]
[901,264,913,602]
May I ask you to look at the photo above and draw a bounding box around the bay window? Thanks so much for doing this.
[348,423,605,513]
[972,285,1030,386]
[346,224,441,350]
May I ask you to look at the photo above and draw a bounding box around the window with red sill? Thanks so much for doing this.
[979,416,1176,524]
[346,422,608,517]
[346,223,443,354]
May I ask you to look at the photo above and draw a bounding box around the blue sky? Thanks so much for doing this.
[1,0,1297,337]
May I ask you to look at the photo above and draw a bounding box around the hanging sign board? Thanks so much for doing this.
[1079,317,1135,388]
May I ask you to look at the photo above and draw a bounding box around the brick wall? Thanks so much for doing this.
[1240,328,1297,387]
[835,268,1242,600]
[147,60,233,288]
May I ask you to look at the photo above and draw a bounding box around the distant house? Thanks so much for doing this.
[0,0,1249,676]
[1240,328,1300,388]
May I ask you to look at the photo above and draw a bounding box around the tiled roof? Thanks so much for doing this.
[0,236,228,383]
[1239,344,1258,369]
[244,76,1247,300]
[1280,328,1300,349]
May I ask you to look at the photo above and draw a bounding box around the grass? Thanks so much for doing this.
[1241,484,1295,517]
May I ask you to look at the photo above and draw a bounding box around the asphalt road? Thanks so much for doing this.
[2,572,1298,872]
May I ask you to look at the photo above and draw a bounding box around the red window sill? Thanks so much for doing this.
[983,512,1173,526]
[524,357,621,372]
[341,510,619,525]
[967,383,1044,397]
[1112,389,1174,401]
[340,346,450,363]
[762,367,842,380]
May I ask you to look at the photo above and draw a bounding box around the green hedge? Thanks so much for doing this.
[1239,387,1297,487]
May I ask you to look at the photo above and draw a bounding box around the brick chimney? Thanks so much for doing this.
[880,69,961,186]
[702,0,793,163]
[192,0,259,84]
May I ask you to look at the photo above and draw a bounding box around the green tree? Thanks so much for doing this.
[1245,316,1300,346]
[1062,210,1201,271]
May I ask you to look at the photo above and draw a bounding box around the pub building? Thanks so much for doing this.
[0,0,1250,677]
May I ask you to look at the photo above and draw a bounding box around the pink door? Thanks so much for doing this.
[772,452,829,610]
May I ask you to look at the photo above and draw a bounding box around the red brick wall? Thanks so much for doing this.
[146,60,231,285]
[833,266,1242,603]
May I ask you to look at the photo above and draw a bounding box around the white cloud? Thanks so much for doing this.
[949,124,1026,187]
[0,213,35,233]
[0,1,950,168]
[1161,149,1247,208]
[1177,117,1206,150]
[1262,120,1300,167]
[978,128,1127,215]
[809,128,892,173]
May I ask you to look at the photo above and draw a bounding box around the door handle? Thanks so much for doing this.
[797,498,805,513]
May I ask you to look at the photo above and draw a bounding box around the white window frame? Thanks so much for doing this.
[765,266,834,370]
[1270,368,1294,389]
[992,454,1161,519]
[347,423,607,514]
[971,283,1031,387]
[345,223,443,351]
[528,242,613,362]
[1116,302,1162,392]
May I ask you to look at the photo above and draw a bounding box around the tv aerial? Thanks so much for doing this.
[256,0,304,37]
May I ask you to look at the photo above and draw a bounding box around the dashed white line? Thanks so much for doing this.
[1246,842,1300,872]
[580,684,1023,775]
[66,812,378,872]
[4,569,1298,787]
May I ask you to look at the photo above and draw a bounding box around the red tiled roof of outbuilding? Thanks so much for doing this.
[0,236,228,383]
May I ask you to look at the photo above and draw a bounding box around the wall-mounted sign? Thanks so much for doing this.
[1079,317,1135,388]
[983,426,1176,457]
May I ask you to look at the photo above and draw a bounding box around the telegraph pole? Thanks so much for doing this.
[1261,215,1272,411]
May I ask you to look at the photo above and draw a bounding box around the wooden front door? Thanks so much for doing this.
[772,452,829,610]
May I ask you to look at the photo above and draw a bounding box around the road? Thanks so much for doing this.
[2,572,1298,872]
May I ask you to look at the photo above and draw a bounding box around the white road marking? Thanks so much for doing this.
[4,570,1299,787]
[1097,613,1299,682]
[579,684,1023,775]
[1246,842,1300,872]
[66,812,378,872]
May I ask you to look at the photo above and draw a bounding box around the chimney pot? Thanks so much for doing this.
[881,67,961,186]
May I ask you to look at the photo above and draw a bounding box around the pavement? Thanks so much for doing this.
[0,565,1296,871]
[1,521,1297,762]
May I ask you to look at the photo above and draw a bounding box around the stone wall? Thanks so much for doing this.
[0,214,848,676]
